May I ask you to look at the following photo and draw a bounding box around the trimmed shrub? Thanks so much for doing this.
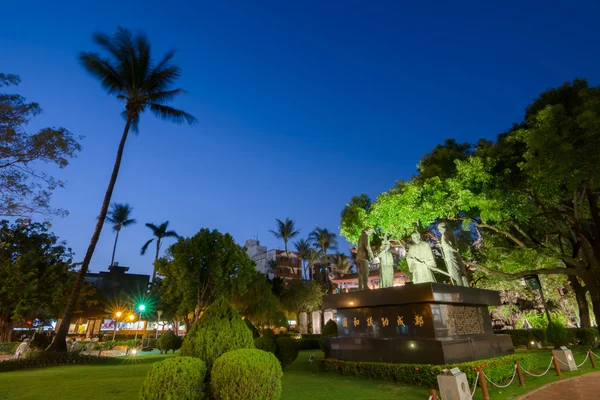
[157,330,182,354]
[574,328,600,346]
[0,342,20,355]
[320,319,339,356]
[317,353,540,386]
[296,339,320,350]
[211,349,282,400]
[245,319,260,338]
[24,351,68,362]
[275,337,299,370]
[262,329,276,339]
[546,321,569,348]
[254,336,277,354]
[0,353,114,372]
[139,357,207,400]
[181,298,254,370]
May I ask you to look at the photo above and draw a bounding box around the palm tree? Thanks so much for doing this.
[306,248,321,281]
[309,227,338,289]
[48,28,195,352]
[294,238,312,279]
[331,253,353,278]
[141,221,179,282]
[105,203,136,267]
[269,218,300,258]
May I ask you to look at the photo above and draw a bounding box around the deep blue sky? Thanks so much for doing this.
[2,1,599,275]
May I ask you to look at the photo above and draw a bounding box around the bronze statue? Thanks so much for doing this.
[378,234,394,288]
[406,232,437,283]
[356,227,374,290]
[438,222,469,286]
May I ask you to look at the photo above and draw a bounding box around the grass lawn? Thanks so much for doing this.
[0,347,597,399]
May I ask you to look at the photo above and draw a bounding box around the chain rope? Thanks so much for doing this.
[521,357,554,377]
[469,370,479,399]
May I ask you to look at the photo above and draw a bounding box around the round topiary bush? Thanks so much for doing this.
[275,337,298,370]
[210,349,282,400]
[180,298,254,370]
[254,336,277,354]
[157,330,182,354]
[139,356,207,400]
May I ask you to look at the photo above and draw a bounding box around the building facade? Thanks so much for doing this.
[245,239,302,281]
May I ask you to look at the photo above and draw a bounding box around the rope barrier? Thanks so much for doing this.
[576,352,590,368]
[521,357,554,377]
[590,350,600,359]
[469,370,479,399]
[482,364,518,388]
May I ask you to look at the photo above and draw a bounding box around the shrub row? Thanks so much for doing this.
[317,353,540,387]
[0,342,20,355]
[0,352,115,373]
[296,338,320,350]
[495,328,599,347]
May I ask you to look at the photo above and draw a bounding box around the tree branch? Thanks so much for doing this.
[472,262,584,280]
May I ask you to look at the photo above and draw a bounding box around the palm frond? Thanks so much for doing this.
[141,238,154,255]
[164,230,179,238]
[78,53,124,95]
[149,103,196,124]
[147,88,186,103]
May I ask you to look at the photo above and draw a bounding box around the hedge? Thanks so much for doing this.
[211,349,282,400]
[254,336,277,354]
[275,337,299,370]
[296,339,320,350]
[0,342,20,355]
[495,328,599,347]
[139,357,207,400]
[0,353,115,373]
[317,353,540,387]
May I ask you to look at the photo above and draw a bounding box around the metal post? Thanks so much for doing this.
[538,288,552,324]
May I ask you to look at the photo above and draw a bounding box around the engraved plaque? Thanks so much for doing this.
[445,305,485,336]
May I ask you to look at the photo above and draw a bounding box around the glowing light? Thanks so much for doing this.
[116,311,122,318]
[131,349,138,355]
[129,315,135,321]
[530,341,535,345]
[138,305,146,312]
[410,343,415,348]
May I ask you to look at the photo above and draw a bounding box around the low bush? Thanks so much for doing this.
[0,353,114,373]
[181,298,254,371]
[320,319,338,356]
[139,357,207,400]
[262,329,276,339]
[30,332,51,350]
[296,338,320,350]
[317,353,540,386]
[0,342,20,355]
[254,336,277,354]
[211,349,282,400]
[157,330,182,354]
[573,328,600,346]
[275,337,299,370]
[495,329,546,347]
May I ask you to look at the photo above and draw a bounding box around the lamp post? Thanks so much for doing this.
[135,304,145,341]
[112,311,123,341]
[156,310,163,339]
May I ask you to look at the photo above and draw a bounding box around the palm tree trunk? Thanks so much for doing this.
[110,229,120,267]
[48,116,133,352]
[152,238,160,283]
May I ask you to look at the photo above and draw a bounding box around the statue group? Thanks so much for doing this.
[356,223,469,290]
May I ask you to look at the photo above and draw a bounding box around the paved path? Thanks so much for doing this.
[517,371,600,399]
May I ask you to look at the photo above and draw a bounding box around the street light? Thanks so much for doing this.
[156,310,163,339]
[135,304,146,341]
[112,311,123,341]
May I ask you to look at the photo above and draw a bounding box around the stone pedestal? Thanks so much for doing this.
[311,310,322,334]
[552,349,577,371]
[437,373,471,400]
[324,310,335,325]
[299,312,308,334]
[323,283,514,365]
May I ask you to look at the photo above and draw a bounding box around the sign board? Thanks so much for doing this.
[450,367,462,376]
[560,346,568,351]
[524,275,541,291]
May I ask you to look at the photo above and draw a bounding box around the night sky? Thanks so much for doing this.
[2,0,599,275]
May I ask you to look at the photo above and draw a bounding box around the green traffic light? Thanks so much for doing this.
[138,304,146,312]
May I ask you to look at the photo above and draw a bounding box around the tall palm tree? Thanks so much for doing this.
[141,221,179,282]
[306,248,321,281]
[269,218,300,257]
[294,238,312,279]
[105,203,136,267]
[309,227,338,290]
[331,253,353,278]
[48,28,195,352]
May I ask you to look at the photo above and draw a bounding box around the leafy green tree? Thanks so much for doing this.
[340,194,372,245]
[269,218,300,257]
[141,221,179,282]
[49,28,195,352]
[331,253,352,278]
[105,203,136,267]
[0,220,74,341]
[230,274,286,327]
[279,279,324,322]
[0,73,81,218]
[157,228,255,326]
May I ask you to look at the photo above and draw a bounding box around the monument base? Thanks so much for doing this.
[326,334,514,365]
[322,283,514,365]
